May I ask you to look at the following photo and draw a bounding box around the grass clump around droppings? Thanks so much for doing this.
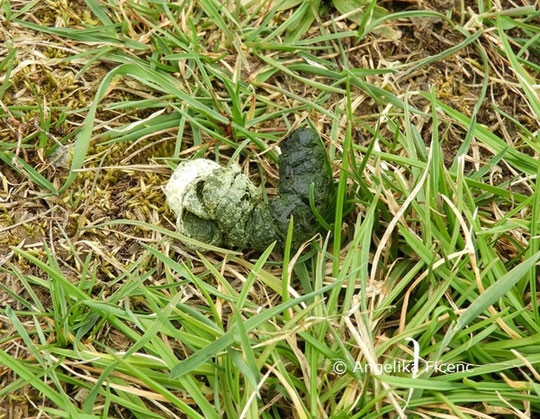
[0,0,539,418]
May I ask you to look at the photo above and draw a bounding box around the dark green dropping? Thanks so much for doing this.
[174,127,332,252]
[246,127,332,251]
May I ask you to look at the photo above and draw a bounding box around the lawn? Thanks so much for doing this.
[0,0,539,417]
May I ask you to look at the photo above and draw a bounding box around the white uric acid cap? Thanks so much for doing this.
[164,159,220,218]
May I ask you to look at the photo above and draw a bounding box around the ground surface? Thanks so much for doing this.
[0,0,539,418]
